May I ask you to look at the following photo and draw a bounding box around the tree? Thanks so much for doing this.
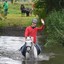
[45,10,64,47]
[33,0,64,17]
[33,0,64,47]
[11,0,15,3]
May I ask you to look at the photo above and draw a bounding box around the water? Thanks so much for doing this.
[0,57,21,64]
[0,27,64,64]
[0,36,54,64]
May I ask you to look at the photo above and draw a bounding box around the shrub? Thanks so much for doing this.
[45,9,64,47]
[0,4,4,20]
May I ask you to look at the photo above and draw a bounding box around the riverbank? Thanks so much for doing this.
[0,26,25,36]
[0,14,35,27]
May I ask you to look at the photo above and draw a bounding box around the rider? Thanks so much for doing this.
[20,18,45,57]
[25,18,45,44]
[3,0,8,17]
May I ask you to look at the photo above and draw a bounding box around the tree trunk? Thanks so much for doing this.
[11,0,15,4]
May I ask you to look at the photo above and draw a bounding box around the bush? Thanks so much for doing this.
[44,9,64,47]
[33,0,64,20]
[33,0,47,18]
[0,4,4,20]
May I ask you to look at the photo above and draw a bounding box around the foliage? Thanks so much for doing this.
[11,0,15,3]
[33,0,64,18]
[33,0,64,47]
[45,0,64,13]
[33,0,46,18]
[0,4,4,20]
[44,9,64,47]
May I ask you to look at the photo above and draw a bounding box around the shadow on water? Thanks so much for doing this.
[0,27,64,64]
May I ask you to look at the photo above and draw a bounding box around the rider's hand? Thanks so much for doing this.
[41,19,45,25]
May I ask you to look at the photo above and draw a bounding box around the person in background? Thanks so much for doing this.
[3,0,8,17]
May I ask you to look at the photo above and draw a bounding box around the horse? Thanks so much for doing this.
[19,37,38,59]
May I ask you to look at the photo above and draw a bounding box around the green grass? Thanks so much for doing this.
[8,4,21,14]
[8,3,32,14]
[0,3,35,27]
[0,14,35,27]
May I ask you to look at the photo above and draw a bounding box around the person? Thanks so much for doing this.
[20,18,45,57]
[25,18,45,44]
[3,0,8,17]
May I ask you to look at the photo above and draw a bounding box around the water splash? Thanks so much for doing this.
[0,36,55,64]
[0,57,21,64]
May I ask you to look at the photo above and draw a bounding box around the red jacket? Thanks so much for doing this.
[25,25,45,44]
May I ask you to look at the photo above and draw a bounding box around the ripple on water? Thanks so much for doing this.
[0,57,21,64]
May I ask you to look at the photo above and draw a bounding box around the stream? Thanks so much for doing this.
[0,27,64,64]
[0,36,55,64]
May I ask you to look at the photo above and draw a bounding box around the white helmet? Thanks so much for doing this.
[32,18,38,24]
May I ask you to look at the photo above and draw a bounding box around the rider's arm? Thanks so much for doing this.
[37,25,45,31]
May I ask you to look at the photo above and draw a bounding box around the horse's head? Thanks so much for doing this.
[25,37,33,51]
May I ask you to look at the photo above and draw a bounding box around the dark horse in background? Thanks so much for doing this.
[20,4,32,16]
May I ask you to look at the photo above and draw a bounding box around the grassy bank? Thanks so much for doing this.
[0,14,35,27]
[0,3,35,28]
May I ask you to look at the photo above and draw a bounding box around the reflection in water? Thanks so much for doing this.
[0,36,54,64]
[22,60,38,64]
[22,53,50,64]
